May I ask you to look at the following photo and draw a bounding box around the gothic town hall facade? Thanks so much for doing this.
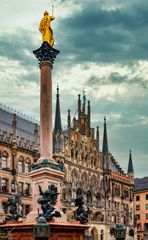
[0,87,134,239]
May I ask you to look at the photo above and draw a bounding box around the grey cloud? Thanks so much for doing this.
[55,0,148,64]
[86,72,148,89]
[0,29,36,68]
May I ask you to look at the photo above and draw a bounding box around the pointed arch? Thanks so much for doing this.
[71,168,79,188]
[91,227,99,240]
[81,171,88,190]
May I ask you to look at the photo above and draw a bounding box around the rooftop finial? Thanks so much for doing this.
[57,84,59,95]
[104,116,106,124]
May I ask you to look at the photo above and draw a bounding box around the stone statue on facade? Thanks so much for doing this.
[74,194,88,224]
[39,10,55,47]
[3,195,22,222]
[37,184,61,222]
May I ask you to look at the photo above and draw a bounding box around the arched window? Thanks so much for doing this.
[94,158,97,167]
[91,227,98,240]
[76,188,82,196]
[25,158,31,174]
[18,156,24,173]
[75,150,78,159]
[62,187,67,201]
[86,191,92,204]
[1,151,8,169]
[96,193,101,206]
[71,168,79,188]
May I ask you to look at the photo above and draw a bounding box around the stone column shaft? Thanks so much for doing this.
[40,61,53,160]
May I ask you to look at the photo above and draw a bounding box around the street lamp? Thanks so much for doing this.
[34,216,50,240]
[110,224,126,240]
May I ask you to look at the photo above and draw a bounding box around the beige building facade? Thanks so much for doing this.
[134,177,148,240]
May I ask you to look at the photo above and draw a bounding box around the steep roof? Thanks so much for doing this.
[134,177,148,192]
[110,154,125,175]
[0,105,40,143]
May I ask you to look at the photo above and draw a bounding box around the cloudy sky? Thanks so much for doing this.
[0,0,148,177]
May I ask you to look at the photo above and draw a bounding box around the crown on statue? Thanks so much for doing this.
[44,10,49,16]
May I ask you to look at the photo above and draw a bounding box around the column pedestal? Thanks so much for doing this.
[26,167,64,222]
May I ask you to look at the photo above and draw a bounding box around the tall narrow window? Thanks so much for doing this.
[24,183,30,196]
[136,195,140,201]
[2,179,8,192]
[18,156,24,173]
[1,151,8,169]
[25,205,30,215]
[25,162,29,174]
[19,182,24,195]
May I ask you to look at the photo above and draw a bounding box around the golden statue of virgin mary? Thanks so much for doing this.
[39,10,55,47]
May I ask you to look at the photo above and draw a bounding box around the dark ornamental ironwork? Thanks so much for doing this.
[3,195,22,222]
[34,216,50,240]
[37,184,61,222]
[74,194,88,224]
[33,41,60,64]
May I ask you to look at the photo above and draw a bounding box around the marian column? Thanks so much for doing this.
[27,10,64,222]
[33,10,60,162]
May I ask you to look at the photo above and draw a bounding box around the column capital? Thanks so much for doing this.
[33,41,60,65]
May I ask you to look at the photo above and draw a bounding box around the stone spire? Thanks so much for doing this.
[96,126,99,151]
[78,94,81,120]
[127,150,134,174]
[54,85,62,134]
[102,117,109,170]
[87,100,91,130]
[67,109,71,129]
[82,90,86,113]
[127,150,134,184]
[102,117,108,157]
